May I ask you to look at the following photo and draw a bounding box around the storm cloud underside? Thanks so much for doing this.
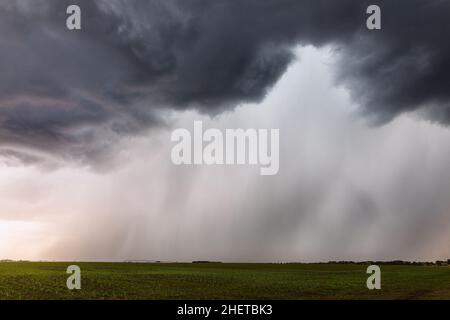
[0,0,450,162]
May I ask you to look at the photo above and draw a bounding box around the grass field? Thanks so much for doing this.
[0,262,449,300]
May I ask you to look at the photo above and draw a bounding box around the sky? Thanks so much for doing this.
[0,0,450,262]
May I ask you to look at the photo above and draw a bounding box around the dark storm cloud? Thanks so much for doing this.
[0,0,449,162]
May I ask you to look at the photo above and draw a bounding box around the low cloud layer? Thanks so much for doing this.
[1,0,450,163]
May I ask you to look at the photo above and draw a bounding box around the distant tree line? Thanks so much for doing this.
[324,260,450,266]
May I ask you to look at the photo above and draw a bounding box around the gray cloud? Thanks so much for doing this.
[1,0,450,162]
[2,46,450,262]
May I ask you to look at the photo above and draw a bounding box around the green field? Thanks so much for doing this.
[0,262,449,300]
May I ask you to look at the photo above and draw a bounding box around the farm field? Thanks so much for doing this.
[0,262,449,300]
